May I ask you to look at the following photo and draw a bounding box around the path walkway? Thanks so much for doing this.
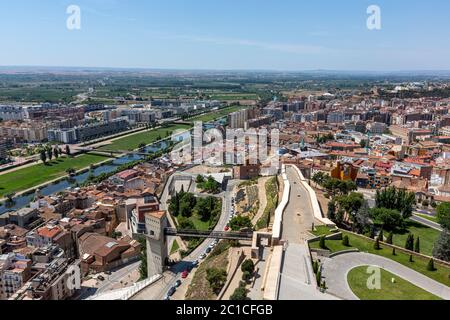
[321,252,450,300]
[277,166,337,300]
[411,214,443,231]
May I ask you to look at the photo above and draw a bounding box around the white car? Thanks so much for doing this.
[199,253,207,260]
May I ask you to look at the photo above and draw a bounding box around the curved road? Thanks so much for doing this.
[321,252,450,300]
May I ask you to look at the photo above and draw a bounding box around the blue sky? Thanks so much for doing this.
[0,0,449,71]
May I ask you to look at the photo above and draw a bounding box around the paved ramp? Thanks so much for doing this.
[276,166,338,300]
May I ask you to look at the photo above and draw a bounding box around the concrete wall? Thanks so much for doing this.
[272,165,290,244]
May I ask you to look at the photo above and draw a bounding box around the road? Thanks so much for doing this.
[277,166,337,300]
[321,252,450,300]
[132,179,239,300]
[411,214,443,231]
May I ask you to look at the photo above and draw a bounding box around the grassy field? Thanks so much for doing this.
[311,226,336,237]
[309,231,450,287]
[188,105,247,123]
[347,266,441,300]
[390,220,441,256]
[98,124,191,152]
[0,154,109,198]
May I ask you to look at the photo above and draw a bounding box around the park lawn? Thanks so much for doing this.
[188,106,247,123]
[311,225,336,237]
[390,220,441,256]
[347,266,441,300]
[98,124,191,152]
[309,231,450,287]
[0,154,109,198]
[190,214,211,231]
[309,237,350,253]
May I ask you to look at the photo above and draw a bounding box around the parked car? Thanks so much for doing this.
[168,287,176,296]
[224,226,230,231]
[97,275,105,281]
[182,270,189,279]
[205,247,212,254]
[199,253,207,260]
[163,295,170,301]
[192,260,199,268]
[175,280,182,288]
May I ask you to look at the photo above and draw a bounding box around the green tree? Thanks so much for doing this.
[327,200,336,221]
[179,201,193,218]
[206,268,227,293]
[312,260,319,273]
[316,269,322,286]
[195,196,217,222]
[354,200,371,233]
[374,237,381,250]
[169,192,180,216]
[386,232,393,244]
[336,192,364,217]
[375,187,416,219]
[414,236,420,253]
[370,208,403,230]
[242,271,252,282]
[47,148,53,161]
[427,259,436,271]
[40,149,47,164]
[196,175,205,184]
[319,236,326,249]
[433,229,450,262]
[342,235,350,247]
[241,259,255,274]
[229,216,253,231]
[436,202,450,230]
[230,284,248,301]
[178,216,196,230]
[53,147,59,159]
[405,233,415,251]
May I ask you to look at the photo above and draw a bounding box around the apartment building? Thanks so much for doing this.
[0,253,32,300]
[0,121,48,143]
